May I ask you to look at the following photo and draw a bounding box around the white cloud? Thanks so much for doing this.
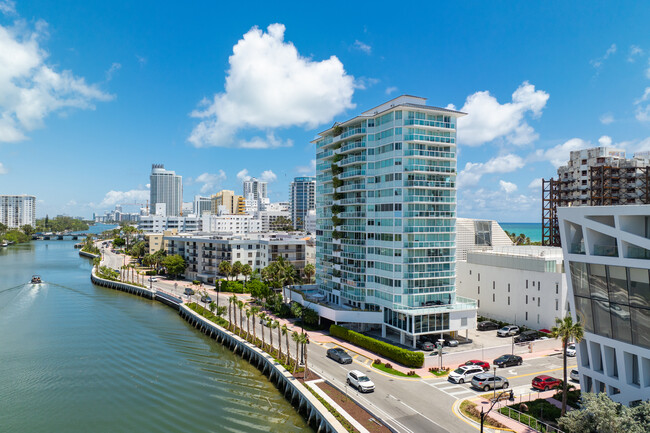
[632,137,650,153]
[385,86,398,95]
[0,161,6,174]
[598,135,613,146]
[352,40,371,54]
[456,82,549,146]
[98,189,149,208]
[238,132,293,149]
[105,62,121,81]
[628,45,644,62]
[135,55,147,66]
[535,138,590,168]
[0,0,15,15]
[458,186,537,220]
[195,170,226,193]
[590,43,617,69]
[457,154,525,188]
[634,87,650,122]
[599,113,615,124]
[188,23,355,148]
[354,76,379,90]
[296,159,316,175]
[236,169,250,182]
[0,17,113,143]
[499,180,518,194]
[260,170,277,183]
[528,178,543,189]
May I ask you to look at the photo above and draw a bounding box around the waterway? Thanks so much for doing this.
[0,228,311,432]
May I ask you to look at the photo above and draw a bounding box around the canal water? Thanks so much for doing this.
[0,228,311,432]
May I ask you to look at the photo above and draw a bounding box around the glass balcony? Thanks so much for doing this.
[593,244,618,257]
[569,242,585,254]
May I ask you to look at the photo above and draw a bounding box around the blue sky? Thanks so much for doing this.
[1,1,649,222]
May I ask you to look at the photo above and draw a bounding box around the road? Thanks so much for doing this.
[98,249,577,432]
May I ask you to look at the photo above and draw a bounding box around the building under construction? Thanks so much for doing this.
[542,147,650,246]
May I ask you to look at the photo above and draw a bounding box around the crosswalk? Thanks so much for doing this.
[421,378,533,400]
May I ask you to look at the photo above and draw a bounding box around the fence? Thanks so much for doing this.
[498,404,564,433]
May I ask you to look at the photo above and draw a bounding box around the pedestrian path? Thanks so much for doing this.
[305,379,370,433]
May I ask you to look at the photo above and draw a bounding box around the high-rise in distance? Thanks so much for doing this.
[0,195,36,228]
[314,95,477,346]
[150,164,183,217]
[290,177,315,230]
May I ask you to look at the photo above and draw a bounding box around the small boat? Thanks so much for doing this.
[31,275,42,284]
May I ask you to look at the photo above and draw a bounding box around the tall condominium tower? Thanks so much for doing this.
[150,164,183,217]
[290,177,316,230]
[314,95,476,346]
[243,178,268,208]
[0,195,36,228]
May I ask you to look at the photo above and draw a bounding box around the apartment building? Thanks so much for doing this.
[201,213,261,234]
[138,215,201,233]
[150,164,183,216]
[211,190,245,215]
[290,176,316,230]
[0,195,36,228]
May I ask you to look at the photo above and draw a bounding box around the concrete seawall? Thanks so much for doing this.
[90,269,345,433]
[79,250,100,259]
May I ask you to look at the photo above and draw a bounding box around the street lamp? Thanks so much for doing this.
[493,366,497,401]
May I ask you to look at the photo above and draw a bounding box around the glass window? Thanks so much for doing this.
[570,262,590,297]
[610,303,632,344]
[591,299,612,338]
[629,268,650,308]
[631,307,650,349]
[588,264,608,301]
[608,266,629,305]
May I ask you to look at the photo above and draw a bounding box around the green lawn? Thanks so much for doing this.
[372,362,419,378]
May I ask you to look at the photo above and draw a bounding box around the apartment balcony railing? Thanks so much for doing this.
[403,119,455,129]
[403,150,455,159]
[569,242,586,255]
[338,141,366,154]
[393,296,477,314]
[339,155,367,166]
[627,245,650,260]
[339,170,366,179]
[593,244,618,257]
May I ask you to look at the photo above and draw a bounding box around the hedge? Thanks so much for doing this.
[330,324,424,368]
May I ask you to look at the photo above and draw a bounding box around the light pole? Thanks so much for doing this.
[493,366,497,401]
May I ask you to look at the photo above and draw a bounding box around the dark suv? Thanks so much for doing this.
[514,330,539,343]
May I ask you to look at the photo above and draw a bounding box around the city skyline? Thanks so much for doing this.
[1,1,650,221]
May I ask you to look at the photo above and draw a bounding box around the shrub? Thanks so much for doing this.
[330,324,424,368]
[407,370,416,376]
[385,363,392,369]
[192,280,200,285]
[145,270,157,276]
[375,358,382,364]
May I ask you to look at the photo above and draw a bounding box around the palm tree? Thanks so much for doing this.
[303,263,315,284]
[259,312,267,349]
[301,333,310,380]
[246,308,252,341]
[551,315,584,416]
[268,319,278,355]
[241,264,252,289]
[219,261,232,281]
[229,295,238,331]
[281,324,290,365]
[291,331,301,374]
[232,261,243,281]
[92,257,100,271]
[209,301,216,315]
[274,320,282,360]
[250,306,260,344]
[237,300,245,336]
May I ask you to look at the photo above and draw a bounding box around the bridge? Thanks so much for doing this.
[33,233,90,241]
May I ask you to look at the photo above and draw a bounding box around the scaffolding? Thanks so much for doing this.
[542,179,561,247]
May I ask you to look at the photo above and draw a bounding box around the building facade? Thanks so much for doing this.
[559,204,650,405]
[455,218,513,261]
[201,213,261,234]
[138,215,201,233]
[243,177,268,209]
[193,195,212,216]
[290,176,316,230]
[0,195,36,228]
[150,164,183,217]
[314,95,476,345]
[211,190,245,215]
[456,246,568,330]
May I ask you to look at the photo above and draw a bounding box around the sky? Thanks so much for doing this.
[1,1,649,222]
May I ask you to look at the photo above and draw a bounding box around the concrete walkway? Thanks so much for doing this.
[306,379,370,433]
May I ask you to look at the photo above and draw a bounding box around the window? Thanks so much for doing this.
[478,286,480,295]
[508,283,510,292]
[478,300,480,308]
[526,280,528,289]
[492,293,495,302]
[493,281,495,290]
[538,282,541,291]
[556,283,559,294]
[478,273,480,282]
[556,299,559,311]
[508,296,510,306]
[538,298,540,307]
[525,312,528,320]
[526,295,528,304]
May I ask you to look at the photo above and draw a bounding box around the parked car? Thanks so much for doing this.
[570,368,580,382]
[514,330,539,343]
[148,277,158,282]
[184,288,195,296]
[497,325,520,337]
[448,365,485,384]
[477,321,499,331]
[200,295,212,303]
[443,337,459,347]
[327,348,353,364]
[494,354,523,367]
[347,370,375,393]
[471,373,509,391]
[417,340,435,351]
[566,343,576,357]
[458,360,490,371]
[532,375,561,391]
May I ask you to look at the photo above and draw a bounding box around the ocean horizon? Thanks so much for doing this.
[498,222,542,243]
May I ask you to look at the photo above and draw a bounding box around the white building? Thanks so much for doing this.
[181,202,193,215]
[0,195,36,228]
[305,209,316,234]
[193,195,212,216]
[559,204,650,406]
[243,177,268,210]
[166,232,307,283]
[201,213,261,234]
[138,215,201,233]
[150,164,183,216]
[258,209,291,232]
[457,246,568,330]
[314,95,477,345]
[290,177,316,230]
[456,218,513,261]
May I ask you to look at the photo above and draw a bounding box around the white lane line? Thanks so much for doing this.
[450,389,476,397]
[438,385,464,391]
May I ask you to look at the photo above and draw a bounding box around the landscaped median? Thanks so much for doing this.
[458,400,509,430]
[330,325,424,368]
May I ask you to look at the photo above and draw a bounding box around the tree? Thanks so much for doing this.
[241,264,252,287]
[281,324,290,365]
[209,301,216,315]
[250,306,260,343]
[272,216,294,231]
[21,225,35,236]
[130,241,146,258]
[551,315,584,416]
[92,257,100,270]
[268,318,276,354]
[229,295,238,331]
[247,279,264,301]
[303,263,315,284]
[44,214,49,230]
[237,300,245,337]
[302,333,310,380]
[291,331,301,374]
[558,393,650,433]
[219,261,232,281]
[113,237,126,247]
[246,308,252,341]
[232,261,243,281]
[259,312,267,349]
[274,320,282,360]
[163,254,186,279]
[122,225,137,250]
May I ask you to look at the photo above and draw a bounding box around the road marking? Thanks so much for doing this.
[450,389,477,397]
[507,365,577,380]
[439,385,463,391]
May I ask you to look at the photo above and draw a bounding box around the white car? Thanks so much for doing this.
[497,325,520,337]
[570,368,580,382]
[148,277,158,282]
[347,370,375,393]
[566,343,576,357]
[448,365,485,384]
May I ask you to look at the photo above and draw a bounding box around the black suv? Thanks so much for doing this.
[514,330,539,343]
[477,321,499,331]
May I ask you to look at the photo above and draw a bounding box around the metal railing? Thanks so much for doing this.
[498,404,564,433]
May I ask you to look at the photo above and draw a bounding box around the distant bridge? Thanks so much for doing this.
[33,233,90,240]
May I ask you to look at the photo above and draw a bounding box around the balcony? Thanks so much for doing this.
[593,244,618,257]
[569,242,585,255]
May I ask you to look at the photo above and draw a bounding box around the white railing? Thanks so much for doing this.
[498,404,565,433]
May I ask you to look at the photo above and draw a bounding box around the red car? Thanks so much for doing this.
[458,360,490,371]
[532,375,561,391]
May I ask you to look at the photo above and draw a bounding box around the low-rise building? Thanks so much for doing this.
[144,229,178,255]
[138,215,202,233]
[201,213,261,234]
[165,232,307,283]
[456,246,568,330]
[456,218,513,261]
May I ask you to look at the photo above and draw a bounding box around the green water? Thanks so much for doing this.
[0,238,310,433]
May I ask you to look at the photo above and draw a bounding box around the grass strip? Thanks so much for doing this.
[303,383,358,433]
[372,362,419,378]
